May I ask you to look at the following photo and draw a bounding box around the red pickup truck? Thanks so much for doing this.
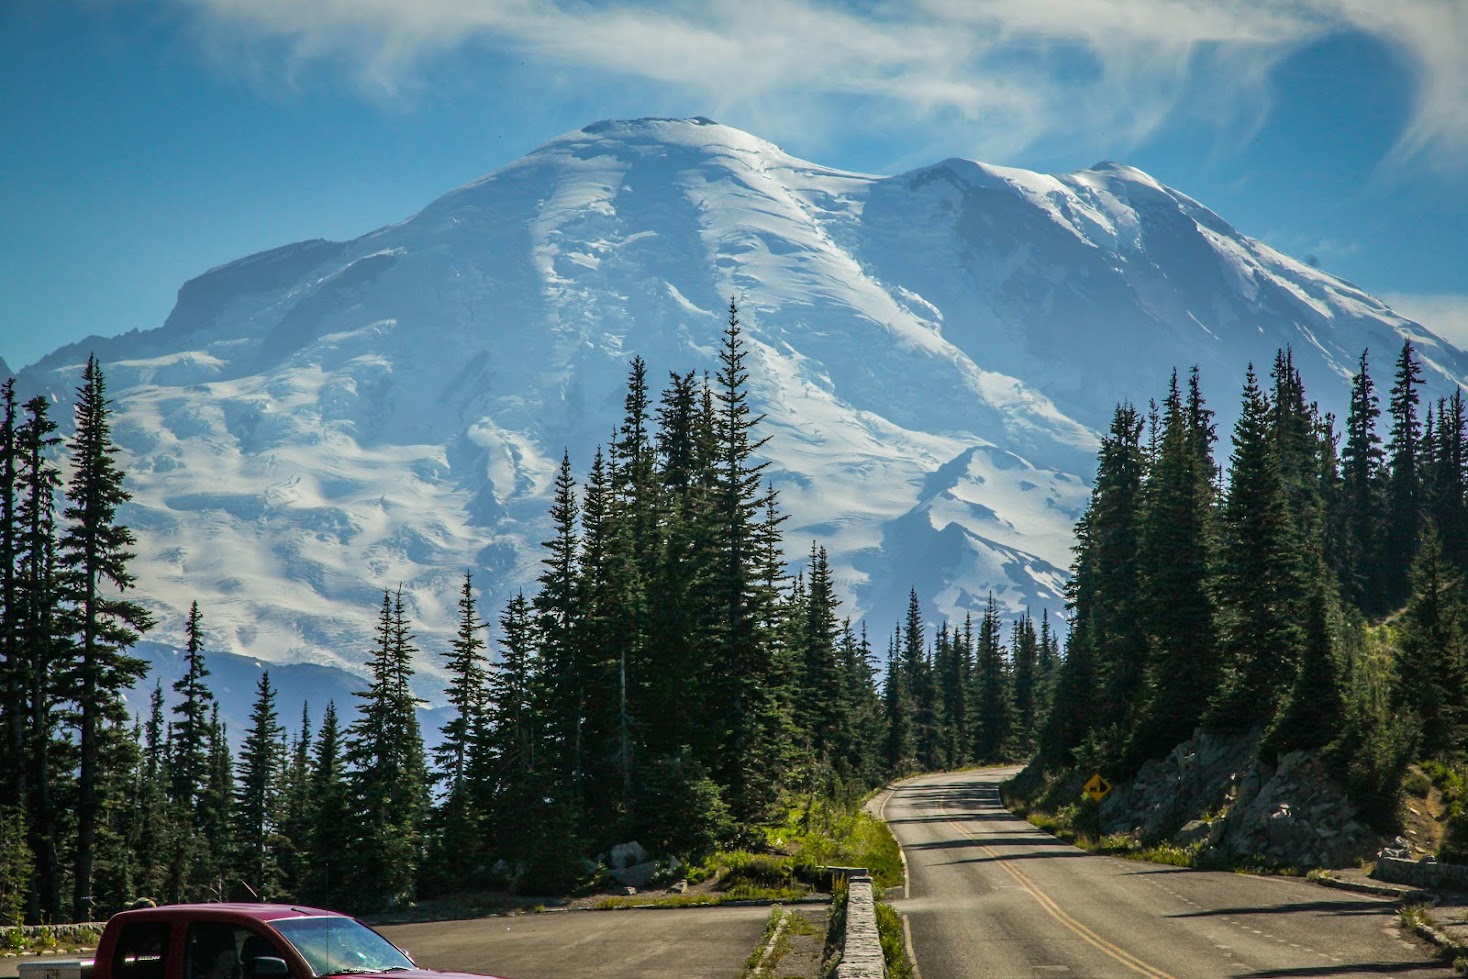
[19,904,508,979]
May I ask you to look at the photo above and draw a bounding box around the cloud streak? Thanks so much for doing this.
[171,0,1468,172]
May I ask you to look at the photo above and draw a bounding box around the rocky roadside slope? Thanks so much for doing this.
[1092,731,1376,868]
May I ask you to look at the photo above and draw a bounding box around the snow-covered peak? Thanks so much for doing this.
[15,119,1467,690]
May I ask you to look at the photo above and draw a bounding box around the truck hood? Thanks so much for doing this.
[347,971,509,979]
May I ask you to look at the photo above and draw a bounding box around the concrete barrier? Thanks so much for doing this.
[836,874,886,979]
[1373,855,1468,890]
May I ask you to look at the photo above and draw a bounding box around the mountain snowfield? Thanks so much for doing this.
[17,117,1468,692]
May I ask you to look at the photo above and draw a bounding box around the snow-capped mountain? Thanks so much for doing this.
[16,117,1467,690]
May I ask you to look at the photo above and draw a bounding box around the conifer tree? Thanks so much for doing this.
[644,371,714,763]
[129,682,174,903]
[1341,350,1386,612]
[276,704,313,901]
[344,588,429,910]
[16,395,67,922]
[235,672,284,900]
[972,595,1011,761]
[0,380,22,810]
[60,355,153,919]
[484,591,542,863]
[707,299,784,825]
[901,591,941,769]
[1427,390,1468,570]
[169,601,212,814]
[1393,524,1468,756]
[1009,613,1038,754]
[1261,579,1346,758]
[305,702,350,908]
[881,638,915,775]
[437,572,489,791]
[1384,339,1424,608]
[1081,405,1147,735]
[1133,373,1218,761]
[534,453,583,810]
[935,621,970,768]
[198,705,234,900]
[794,544,842,761]
[1207,366,1306,733]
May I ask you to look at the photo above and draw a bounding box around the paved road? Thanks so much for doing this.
[882,769,1455,978]
[0,905,777,979]
[379,904,776,979]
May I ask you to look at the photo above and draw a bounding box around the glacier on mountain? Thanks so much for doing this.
[15,116,1468,690]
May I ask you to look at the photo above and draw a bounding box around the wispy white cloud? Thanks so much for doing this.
[169,0,1468,172]
[1384,293,1468,352]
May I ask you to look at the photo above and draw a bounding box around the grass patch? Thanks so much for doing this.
[741,906,787,978]
[1400,903,1434,932]
[0,925,102,954]
[875,902,913,979]
[764,798,905,891]
[592,892,724,910]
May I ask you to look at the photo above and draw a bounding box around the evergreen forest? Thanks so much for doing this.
[1,309,1465,923]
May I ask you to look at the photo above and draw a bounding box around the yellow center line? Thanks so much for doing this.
[939,785,1175,979]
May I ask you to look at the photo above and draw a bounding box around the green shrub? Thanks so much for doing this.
[1443,810,1468,864]
[875,902,913,979]
[636,751,733,864]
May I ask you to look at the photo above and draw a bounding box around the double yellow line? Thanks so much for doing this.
[935,787,1173,979]
[978,840,1174,978]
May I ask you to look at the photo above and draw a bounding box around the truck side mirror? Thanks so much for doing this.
[248,959,288,978]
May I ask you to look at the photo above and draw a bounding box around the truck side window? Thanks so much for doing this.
[112,922,171,979]
[187,923,243,979]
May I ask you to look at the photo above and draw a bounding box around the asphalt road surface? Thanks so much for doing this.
[882,768,1455,978]
[379,903,776,979]
[0,905,777,979]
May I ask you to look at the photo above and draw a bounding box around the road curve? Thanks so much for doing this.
[880,768,1453,978]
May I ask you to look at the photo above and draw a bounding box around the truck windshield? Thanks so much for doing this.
[270,917,414,978]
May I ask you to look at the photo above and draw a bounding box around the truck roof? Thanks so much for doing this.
[110,904,346,923]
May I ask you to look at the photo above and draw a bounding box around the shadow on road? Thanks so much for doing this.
[1169,899,1402,920]
[1232,962,1453,976]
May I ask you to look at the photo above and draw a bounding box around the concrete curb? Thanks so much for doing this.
[1310,871,1432,904]
[1405,916,1468,959]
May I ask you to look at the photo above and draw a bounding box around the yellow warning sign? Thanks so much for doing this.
[1083,772,1112,802]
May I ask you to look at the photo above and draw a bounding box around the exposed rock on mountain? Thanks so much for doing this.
[15,117,1467,684]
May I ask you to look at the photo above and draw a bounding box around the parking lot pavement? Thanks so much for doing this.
[380,904,778,979]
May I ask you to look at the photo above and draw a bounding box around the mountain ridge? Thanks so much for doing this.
[12,116,1465,692]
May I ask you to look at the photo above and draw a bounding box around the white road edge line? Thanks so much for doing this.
[877,781,911,900]
[903,910,923,979]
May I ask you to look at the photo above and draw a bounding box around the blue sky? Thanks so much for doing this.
[4,0,1467,372]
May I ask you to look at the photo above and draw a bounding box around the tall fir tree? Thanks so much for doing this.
[198,704,234,900]
[169,601,213,814]
[1393,524,1468,756]
[16,395,67,922]
[59,355,153,919]
[0,380,22,812]
[707,299,784,826]
[1384,339,1424,609]
[234,671,284,901]
[1341,350,1386,612]
[1207,366,1307,733]
[534,453,583,812]
[305,701,350,908]
[344,588,429,911]
[972,595,1011,761]
[1132,372,1218,762]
